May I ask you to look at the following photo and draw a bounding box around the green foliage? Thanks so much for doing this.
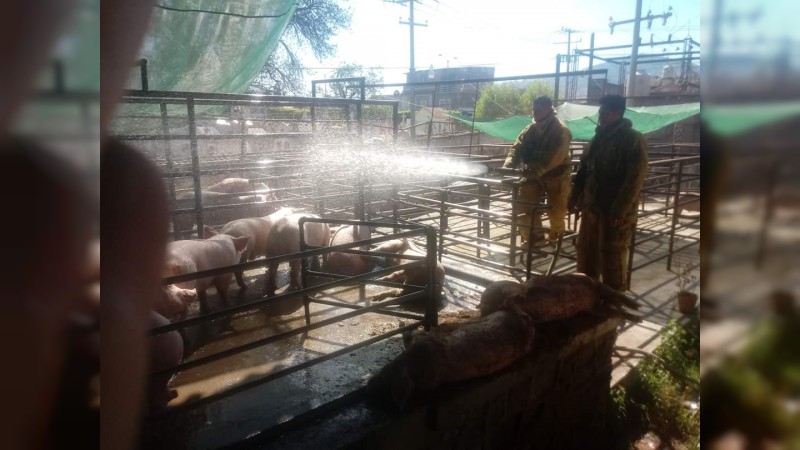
[611,385,628,422]
[519,81,555,113]
[362,104,393,121]
[266,106,306,120]
[475,83,524,120]
[703,313,800,442]
[322,63,384,99]
[474,81,554,120]
[612,317,700,448]
[654,316,700,381]
[676,261,698,293]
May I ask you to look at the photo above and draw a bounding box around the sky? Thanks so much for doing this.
[302,0,702,91]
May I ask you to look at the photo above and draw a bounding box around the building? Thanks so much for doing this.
[401,66,495,115]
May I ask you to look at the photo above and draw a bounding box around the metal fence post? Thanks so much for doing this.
[427,83,438,150]
[509,184,519,268]
[187,97,204,238]
[477,183,490,258]
[161,102,180,240]
[438,189,448,263]
[666,160,683,271]
[298,217,312,327]
[425,226,438,330]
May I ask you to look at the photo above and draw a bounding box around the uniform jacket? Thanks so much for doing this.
[569,118,648,218]
[503,114,572,179]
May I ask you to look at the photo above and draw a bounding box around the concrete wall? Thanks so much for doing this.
[350,316,623,450]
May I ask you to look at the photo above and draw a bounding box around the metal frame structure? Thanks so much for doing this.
[114,70,700,445]
[117,89,401,240]
[151,219,438,417]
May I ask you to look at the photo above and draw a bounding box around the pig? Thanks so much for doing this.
[148,311,183,410]
[205,177,269,195]
[219,207,294,288]
[158,284,197,321]
[371,238,411,268]
[160,226,249,320]
[265,213,331,297]
[322,225,372,276]
[171,179,278,237]
[372,247,446,308]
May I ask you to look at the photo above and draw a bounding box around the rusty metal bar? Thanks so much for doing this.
[186,96,204,238]
[160,102,179,240]
[666,160,684,271]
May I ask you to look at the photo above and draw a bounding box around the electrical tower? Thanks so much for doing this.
[609,4,673,100]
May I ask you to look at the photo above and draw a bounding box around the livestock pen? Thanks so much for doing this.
[111,85,700,448]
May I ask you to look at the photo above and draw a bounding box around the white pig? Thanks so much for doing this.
[205,177,270,195]
[322,225,371,276]
[219,207,294,288]
[160,226,249,320]
[265,213,331,297]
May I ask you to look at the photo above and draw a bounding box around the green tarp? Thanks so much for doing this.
[452,102,701,141]
[702,101,800,136]
[116,0,297,125]
[130,0,296,94]
[454,100,800,140]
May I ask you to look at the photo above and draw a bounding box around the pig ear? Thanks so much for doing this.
[233,236,249,252]
[203,225,218,239]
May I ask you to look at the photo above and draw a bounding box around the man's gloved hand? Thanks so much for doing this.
[495,166,517,178]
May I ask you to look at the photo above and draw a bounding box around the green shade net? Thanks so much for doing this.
[702,101,800,136]
[132,0,296,93]
[452,102,701,141]
[116,0,297,124]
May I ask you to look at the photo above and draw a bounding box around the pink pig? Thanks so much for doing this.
[219,207,293,288]
[265,213,331,297]
[160,226,248,320]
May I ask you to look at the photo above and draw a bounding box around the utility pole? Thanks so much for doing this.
[396,0,427,139]
[588,32,595,99]
[609,4,673,103]
[707,0,723,98]
[556,27,580,72]
[627,0,643,103]
[556,27,581,101]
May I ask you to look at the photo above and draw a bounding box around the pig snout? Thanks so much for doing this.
[159,285,198,320]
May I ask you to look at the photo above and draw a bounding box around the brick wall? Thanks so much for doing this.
[348,315,623,450]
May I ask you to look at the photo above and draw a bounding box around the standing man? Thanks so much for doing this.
[502,95,572,245]
[568,94,648,291]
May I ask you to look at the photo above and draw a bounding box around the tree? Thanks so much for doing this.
[474,81,555,120]
[315,63,387,121]
[519,81,555,114]
[319,63,384,99]
[248,0,351,95]
[475,83,524,120]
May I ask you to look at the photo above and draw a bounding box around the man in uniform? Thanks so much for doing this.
[502,95,572,245]
[568,94,648,291]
